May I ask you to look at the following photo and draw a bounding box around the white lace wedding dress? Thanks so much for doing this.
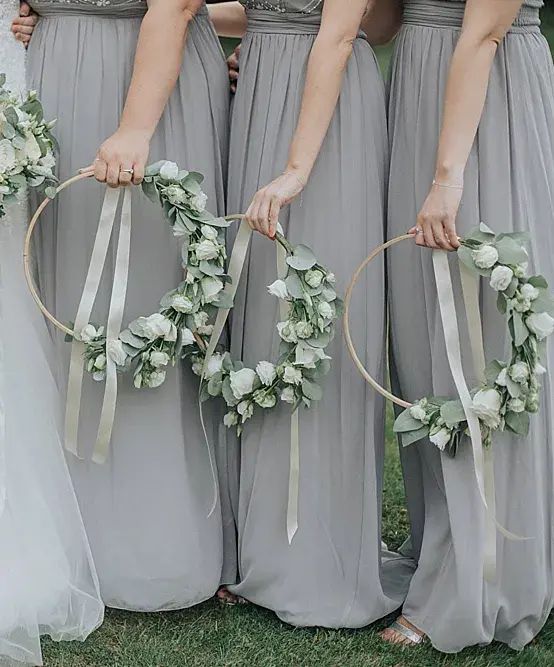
[0,2,104,664]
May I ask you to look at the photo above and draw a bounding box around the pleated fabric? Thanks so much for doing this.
[226,7,415,628]
[387,0,554,652]
[26,0,234,611]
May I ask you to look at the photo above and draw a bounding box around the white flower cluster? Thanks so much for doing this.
[395,223,554,456]
[78,161,341,434]
[0,77,57,218]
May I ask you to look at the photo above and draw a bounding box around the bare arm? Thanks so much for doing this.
[93,0,203,187]
[246,0,369,237]
[361,0,403,46]
[415,0,524,250]
[208,1,247,38]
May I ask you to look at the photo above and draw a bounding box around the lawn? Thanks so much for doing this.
[40,9,554,667]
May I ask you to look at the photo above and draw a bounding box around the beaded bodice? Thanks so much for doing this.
[28,0,148,16]
[239,0,323,14]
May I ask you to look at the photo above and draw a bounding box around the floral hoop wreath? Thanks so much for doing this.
[344,223,554,579]
[24,161,342,464]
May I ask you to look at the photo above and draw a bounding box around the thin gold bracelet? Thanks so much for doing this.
[432,179,463,190]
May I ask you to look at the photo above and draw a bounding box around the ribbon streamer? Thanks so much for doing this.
[65,188,122,458]
[93,188,132,464]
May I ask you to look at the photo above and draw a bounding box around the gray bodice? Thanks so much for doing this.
[404,0,543,8]
[28,0,147,17]
[239,0,323,14]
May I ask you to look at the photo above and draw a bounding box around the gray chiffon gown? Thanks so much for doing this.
[388,0,554,652]
[226,0,414,627]
[26,0,234,610]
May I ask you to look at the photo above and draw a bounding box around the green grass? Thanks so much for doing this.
[40,10,554,667]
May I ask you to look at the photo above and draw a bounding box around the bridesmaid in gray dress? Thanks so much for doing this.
[209,0,414,627]
[23,0,233,611]
[387,0,554,651]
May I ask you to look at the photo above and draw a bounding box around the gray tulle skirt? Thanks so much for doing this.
[387,0,554,652]
[226,10,414,628]
[26,5,233,610]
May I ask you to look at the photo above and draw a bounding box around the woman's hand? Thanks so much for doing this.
[412,181,463,251]
[11,2,38,48]
[88,129,150,187]
[227,44,240,94]
[245,171,306,239]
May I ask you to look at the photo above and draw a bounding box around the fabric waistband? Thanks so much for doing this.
[34,3,208,20]
[246,9,321,35]
[403,1,540,32]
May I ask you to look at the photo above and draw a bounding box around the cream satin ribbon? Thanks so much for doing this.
[202,220,300,541]
[433,251,527,582]
[65,187,132,463]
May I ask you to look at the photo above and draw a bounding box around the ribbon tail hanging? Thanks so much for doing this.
[65,188,122,458]
[93,188,133,464]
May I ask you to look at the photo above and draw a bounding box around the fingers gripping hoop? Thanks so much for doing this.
[343,234,414,410]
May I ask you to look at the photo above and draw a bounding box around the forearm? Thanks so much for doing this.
[433,0,524,184]
[118,1,195,139]
[208,2,247,38]
[286,34,355,181]
[361,0,402,46]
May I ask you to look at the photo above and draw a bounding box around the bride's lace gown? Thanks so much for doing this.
[0,2,103,664]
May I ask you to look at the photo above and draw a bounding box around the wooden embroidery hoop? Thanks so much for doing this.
[343,234,414,410]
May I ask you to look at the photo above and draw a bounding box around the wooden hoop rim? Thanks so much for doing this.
[343,234,414,409]
[23,170,263,338]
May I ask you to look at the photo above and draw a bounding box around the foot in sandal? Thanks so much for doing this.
[380,616,426,646]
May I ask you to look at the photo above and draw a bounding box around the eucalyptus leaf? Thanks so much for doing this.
[505,410,530,436]
[394,409,424,433]
[495,236,528,265]
[145,161,166,177]
[401,425,430,447]
[119,329,147,349]
[479,222,495,236]
[301,379,323,402]
[2,123,15,140]
[485,359,504,385]
[199,260,224,277]
[528,275,548,289]
[440,400,466,428]
[307,331,331,349]
[215,292,234,310]
[511,311,529,347]
[286,245,317,271]
[457,246,491,277]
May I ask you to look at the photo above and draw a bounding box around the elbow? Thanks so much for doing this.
[460,25,506,54]
[316,32,356,68]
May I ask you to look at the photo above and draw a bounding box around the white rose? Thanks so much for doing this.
[490,266,514,292]
[305,270,324,288]
[39,152,56,169]
[429,427,452,451]
[513,263,529,279]
[195,239,220,261]
[150,351,170,368]
[140,313,177,341]
[472,388,502,429]
[283,365,303,385]
[409,405,428,423]
[201,276,224,303]
[133,373,143,389]
[92,370,106,382]
[237,400,254,423]
[281,386,296,404]
[201,224,218,241]
[295,321,313,339]
[223,412,239,428]
[147,370,166,388]
[294,342,330,369]
[181,327,196,346]
[159,161,179,181]
[253,390,277,409]
[164,184,188,205]
[267,279,289,300]
[495,367,508,387]
[80,324,101,343]
[509,361,530,384]
[520,283,540,301]
[94,354,107,370]
[472,244,499,269]
[190,192,208,213]
[514,298,532,313]
[194,312,209,329]
[277,321,298,344]
[317,301,334,319]
[191,360,204,376]
[205,353,224,379]
[256,361,277,386]
[230,368,257,400]
[526,391,540,413]
[326,273,336,285]
[107,339,127,366]
[508,398,526,414]
[527,312,554,341]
